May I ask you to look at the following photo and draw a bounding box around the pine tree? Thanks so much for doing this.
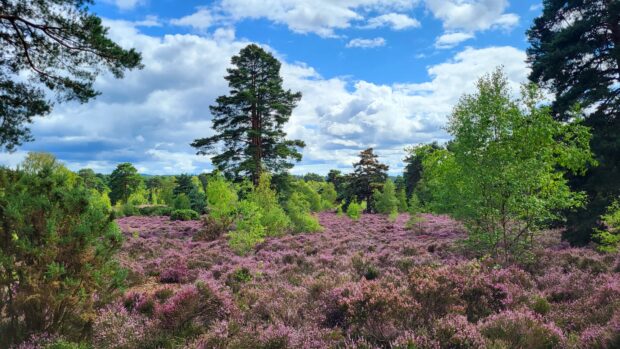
[527,0,620,244]
[351,148,388,213]
[192,44,305,185]
[109,163,143,205]
[374,179,399,217]
[0,0,142,151]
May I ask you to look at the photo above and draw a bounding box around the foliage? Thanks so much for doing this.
[303,173,324,182]
[346,200,365,221]
[396,187,408,213]
[285,192,323,233]
[350,148,389,213]
[374,179,399,218]
[173,193,192,210]
[137,205,172,217]
[593,200,620,253]
[527,0,620,245]
[192,44,305,185]
[293,180,324,212]
[109,163,143,205]
[421,69,594,263]
[229,200,266,255]
[403,142,442,200]
[0,0,142,151]
[77,168,108,193]
[171,209,200,221]
[246,174,291,237]
[0,156,125,346]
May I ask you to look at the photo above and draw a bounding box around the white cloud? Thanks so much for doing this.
[363,13,421,30]
[435,32,474,49]
[7,18,529,175]
[174,0,419,37]
[170,8,214,30]
[425,0,520,32]
[529,4,543,11]
[346,37,386,48]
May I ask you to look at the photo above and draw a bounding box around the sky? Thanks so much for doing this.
[0,0,544,175]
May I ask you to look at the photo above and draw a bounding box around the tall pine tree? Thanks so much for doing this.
[527,0,620,244]
[192,44,305,185]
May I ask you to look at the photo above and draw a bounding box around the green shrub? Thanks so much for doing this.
[0,157,125,346]
[138,205,172,216]
[228,200,265,255]
[374,179,399,216]
[295,180,323,212]
[173,193,192,210]
[247,174,291,236]
[397,188,408,213]
[594,200,620,253]
[170,209,200,221]
[286,192,323,233]
[347,200,365,220]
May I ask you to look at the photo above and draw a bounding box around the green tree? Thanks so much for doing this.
[192,44,305,185]
[303,173,324,182]
[423,69,594,263]
[109,163,143,205]
[527,0,620,244]
[374,179,399,218]
[351,148,389,213]
[0,0,142,151]
[247,173,291,236]
[0,156,124,345]
[593,200,620,253]
[397,187,408,213]
[78,168,108,193]
[403,142,441,201]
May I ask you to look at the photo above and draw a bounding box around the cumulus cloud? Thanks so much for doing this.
[169,0,418,38]
[425,0,519,32]
[170,8,214,30]
[435,32,474,49]
[346,37,387,48]
[9,18,529,175]
[363,13,421,30]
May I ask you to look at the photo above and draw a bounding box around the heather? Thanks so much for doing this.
[106,212,620,348]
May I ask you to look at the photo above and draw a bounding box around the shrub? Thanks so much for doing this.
[138,205,172,216]
[0,158,125,346]
[170,209,200,221]
[479,310,565,349]
[285,192,323,233]
[434,315,486,349]
[92,303,152,349]
[346,200,364,220]
[173,193,192,210]
[594,200,620,253]
[247,174,291,236]
[397,188,408,213]
[206,174,238,225]
[295,180,324,212]
[374,179,399,216]
[228,200,266,255]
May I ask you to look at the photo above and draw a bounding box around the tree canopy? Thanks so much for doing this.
[527,0,620,244]
[0,0,143,151]
[350,148,389,213]
[192,44,305,185]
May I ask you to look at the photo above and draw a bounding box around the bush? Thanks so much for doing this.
[594,200,620,253]
[228,200,266,255]
[173,193,192,210]
[479,310,565,349]
[247,174,291,236]
[0,158,125,346]
[347,200,365,220]
[374,179,399,216]
[286,192,323,233]
[171,209,200,221]
[138,205,172,216]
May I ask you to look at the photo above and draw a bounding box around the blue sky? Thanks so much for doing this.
[1,0,544,175]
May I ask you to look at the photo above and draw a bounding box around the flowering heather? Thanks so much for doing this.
[105,213,620,348]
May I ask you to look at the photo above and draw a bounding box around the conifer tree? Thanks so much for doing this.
[351,148,389,213]
[527,0,620,244]
[192,44,305,185]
